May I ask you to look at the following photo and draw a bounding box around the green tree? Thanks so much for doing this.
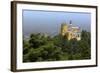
[23,30,91,62]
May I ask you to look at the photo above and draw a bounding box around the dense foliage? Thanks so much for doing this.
[23,30,91,62]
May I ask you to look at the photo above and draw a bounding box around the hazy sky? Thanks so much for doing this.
[22,10,91,38]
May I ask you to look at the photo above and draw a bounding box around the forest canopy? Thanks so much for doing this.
[23,30,91,62]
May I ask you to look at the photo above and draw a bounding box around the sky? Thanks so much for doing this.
[22,10,91,38]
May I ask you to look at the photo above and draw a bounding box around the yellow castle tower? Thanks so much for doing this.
[61,23,68,36]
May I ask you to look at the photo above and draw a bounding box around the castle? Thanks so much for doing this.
[61,21,81,40]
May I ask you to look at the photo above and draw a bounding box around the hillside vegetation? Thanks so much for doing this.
[23,30,91,62]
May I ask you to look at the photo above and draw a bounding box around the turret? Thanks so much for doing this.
[61,23,68,36]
